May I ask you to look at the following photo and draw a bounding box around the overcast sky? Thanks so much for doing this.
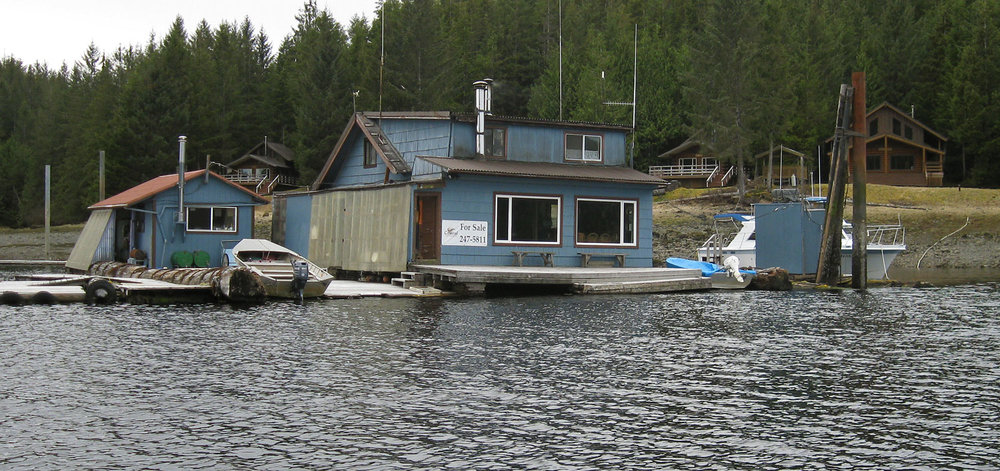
[1,0,380,68]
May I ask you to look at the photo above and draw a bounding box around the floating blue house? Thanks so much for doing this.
[272,80,665,272]
[67,169,268,271]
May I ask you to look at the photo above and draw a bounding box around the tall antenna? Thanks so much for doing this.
[558,0,563,121]
[603,24,639,168]
[379,3,385,119]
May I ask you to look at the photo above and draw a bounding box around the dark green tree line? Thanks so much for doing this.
[1,0,997,227]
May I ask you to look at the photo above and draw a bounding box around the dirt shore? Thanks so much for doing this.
[654,192,1000,271]
[0,226,81,262]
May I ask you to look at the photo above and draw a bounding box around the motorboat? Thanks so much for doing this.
[666,256,755,289]
[228,239,334,300]
[696,203,906,279]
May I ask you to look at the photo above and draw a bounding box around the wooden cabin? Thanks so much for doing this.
[223,140,299,195]
[67,170,268,271]
[272,81,664,272]
[833,102,947,186]
[649,138,734,188]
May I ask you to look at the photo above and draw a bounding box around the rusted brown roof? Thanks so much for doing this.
[419,157,665,185]
[89,170,268,209]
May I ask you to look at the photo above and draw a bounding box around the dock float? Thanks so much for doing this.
[410,265,710,295]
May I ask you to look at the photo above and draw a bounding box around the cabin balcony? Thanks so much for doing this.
[223,171,298,194]
[648,164,733,188]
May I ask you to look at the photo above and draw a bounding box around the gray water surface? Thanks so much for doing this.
[2,286,999,469]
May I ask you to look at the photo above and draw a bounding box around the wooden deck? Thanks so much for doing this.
[411,265,710,294]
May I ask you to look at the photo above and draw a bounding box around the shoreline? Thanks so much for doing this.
[4,186,999,285]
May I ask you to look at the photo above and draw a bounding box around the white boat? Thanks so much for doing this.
[697,208,906,279]
[228,239,334,299]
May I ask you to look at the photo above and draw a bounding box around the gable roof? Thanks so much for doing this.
[89,169,268,209]
[312,113,412,190]
[229,140,295,169]
[868,102,948,142]
[658,138,707,159]
[753,145,805,160]
[419,157,665,186]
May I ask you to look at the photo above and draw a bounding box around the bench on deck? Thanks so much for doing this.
[578,252,626,268]
[511,251,554,267]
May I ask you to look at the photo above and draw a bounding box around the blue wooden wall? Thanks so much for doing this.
[132,176,261,268]
[428,174,654,267]
[280,192,315,257]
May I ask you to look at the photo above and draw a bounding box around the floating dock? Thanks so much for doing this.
[409,265,710,295]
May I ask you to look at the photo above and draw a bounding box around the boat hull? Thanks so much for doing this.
[841,247,904,279]
[257,277,332,299]
[709,272,754,289]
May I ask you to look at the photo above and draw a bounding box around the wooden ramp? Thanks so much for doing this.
[411,265,710,294]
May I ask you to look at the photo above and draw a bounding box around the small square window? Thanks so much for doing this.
[364,141,377,168]
[565,133,602,162]
[485,127,506,158]
[866,155,881,171]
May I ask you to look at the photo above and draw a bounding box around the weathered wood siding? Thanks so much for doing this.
[308,185,411,272]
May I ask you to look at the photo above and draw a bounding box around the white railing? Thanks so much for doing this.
[649,164,719,178]
[224,171,296,190]
[718,166,735,186]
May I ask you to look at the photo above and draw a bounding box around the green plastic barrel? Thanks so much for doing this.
[171,250,194,268]
[192,250,211,268]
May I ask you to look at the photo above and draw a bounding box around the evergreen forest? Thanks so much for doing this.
[1,0,998,227]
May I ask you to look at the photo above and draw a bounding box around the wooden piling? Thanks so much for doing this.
[816,84,853,285]
[850,72,868,289]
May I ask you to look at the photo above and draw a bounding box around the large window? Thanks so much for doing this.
[565,133,602,162]
[186,206,237,232]
[868,118,879,136]
[485,127,506,159]
[494,194,560,244]
[890,154,915,171]
[576,198,636,246]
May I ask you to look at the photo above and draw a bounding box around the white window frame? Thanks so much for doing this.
[185,206,238,233]
[565,133,603,162]
[575,198,637,247]
[494,194,561,245]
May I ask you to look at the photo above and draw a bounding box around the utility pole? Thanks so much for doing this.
[850,72,868,289]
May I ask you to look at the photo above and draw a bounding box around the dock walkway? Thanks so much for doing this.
[411,265,710,294]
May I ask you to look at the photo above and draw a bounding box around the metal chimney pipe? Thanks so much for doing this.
[474,80,488,156]
[178,136,187,224]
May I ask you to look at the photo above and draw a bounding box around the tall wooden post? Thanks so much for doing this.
[816,84,853,285]
[850,72,868,289]
[99,150,105,201]
[44,165,51,260]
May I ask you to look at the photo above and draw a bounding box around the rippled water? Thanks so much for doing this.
[2,285,999,469]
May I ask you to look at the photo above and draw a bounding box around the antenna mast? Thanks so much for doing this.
[603,24,639,168]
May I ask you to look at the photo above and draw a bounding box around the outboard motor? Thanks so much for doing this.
[290,260,310,304]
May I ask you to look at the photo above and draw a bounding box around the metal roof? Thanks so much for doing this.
[418,157,665,185]
[89,170,268,209]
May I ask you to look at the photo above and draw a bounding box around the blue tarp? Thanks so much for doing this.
[666,257,756,277]
[713,213,751,222]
